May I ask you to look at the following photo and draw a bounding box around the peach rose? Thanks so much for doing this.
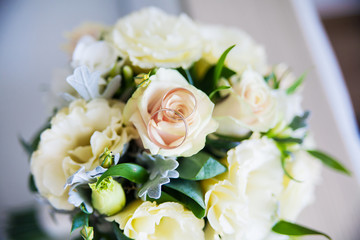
[123,68,218,157]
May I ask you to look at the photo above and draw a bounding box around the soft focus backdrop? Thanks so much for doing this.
[0,0,359,239]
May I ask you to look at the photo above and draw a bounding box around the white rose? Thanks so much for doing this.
[71,35,121,74]
[108,200,205,240]
[30,99,137,210]
[213,68,279,135]
[279,150,322,221]
[203,137,283,240]
[200,25,267,74]
[110,7,202,69]
[123,68,218,157]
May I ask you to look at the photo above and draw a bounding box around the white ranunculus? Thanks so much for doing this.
[203,137,283,239]
[30,99,137,210]
[108,200,205,240]
[71,35,121,74]
[279,150,322,221]
[123,68,218,157]
[110,7,202,69]
[213,68,279,135]
[202,179,247,239]
[200,25,267,74]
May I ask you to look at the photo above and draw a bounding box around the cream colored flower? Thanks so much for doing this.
[123,68,218,157]
[276,91,303,125]
[200,25,267,74]
[108,200,205,240]
[203,137,283,239]
[279,150,322,221]
[30,99,137,210]
[71,35,122,75]
[109,7,202,69]
[226,137,283,240]
[202,179,247,239]
[214,68,279,135]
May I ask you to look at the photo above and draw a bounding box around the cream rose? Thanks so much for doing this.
[123,68,218,157]
[71,35,122,74]
[200,25,267,74]
[279,150,322,221]
[213,68,279,135]
[203,137,283,240]
[108,200,205,240]
[109,7,202,69]
[30,99,137,210]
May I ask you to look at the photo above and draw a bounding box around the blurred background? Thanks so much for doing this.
[316,0,360,129]
[0,0,359,239]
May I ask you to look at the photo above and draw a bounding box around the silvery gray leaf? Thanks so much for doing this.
[66,65,100,101]
[86,166,107,178]
[101,75,121,99]
[114,153,121,165]
[61,92,77,102]
[137,153,179,180]
[138,175,170,199]
[68,187,93,213]
[64,167,91,189]
[64,166,106,190]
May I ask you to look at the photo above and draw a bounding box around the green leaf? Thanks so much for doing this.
[96,163,149,187]
[177,152,227,180]
[28,174,38,193]
[71,212,89,233]
[264,72,276,83]
[273,137,303,144]
[19,122,51,157]
[164,179,205,218]
[286,72,306,95]
[213,133,252,142]
[113,222,133,240]
[208,86,231,100]
[214,45,236,86]
[289,111,310,130]
[281,152,301,183]
[272,220,331,240]
[307,150,351,175]
[146,190,179,204]
[205,134,245,158]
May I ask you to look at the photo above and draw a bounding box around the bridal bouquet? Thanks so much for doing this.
[23,7,350,240]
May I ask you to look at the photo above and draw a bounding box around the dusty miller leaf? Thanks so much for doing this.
[66,65,121,101]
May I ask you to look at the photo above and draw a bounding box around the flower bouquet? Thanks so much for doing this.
[22,7,350,240]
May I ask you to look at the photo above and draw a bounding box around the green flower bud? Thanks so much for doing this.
[123,65,133,84]
[99,147,113,168]
[89,177,126,216]
[80,226,94,240]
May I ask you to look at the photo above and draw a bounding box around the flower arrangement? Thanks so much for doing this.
[22,7,350,240]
